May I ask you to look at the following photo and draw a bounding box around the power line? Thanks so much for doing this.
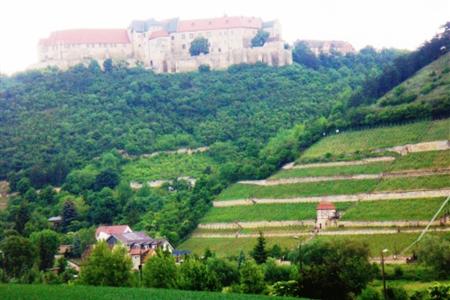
[400,194,450,255]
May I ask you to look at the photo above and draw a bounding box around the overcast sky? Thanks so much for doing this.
[0,0,448,74]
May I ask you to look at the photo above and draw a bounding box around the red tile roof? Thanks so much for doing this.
[96,225,131,237]
[316,201,336,210]
[39,29,130,46]
[177,16,262,33]
[149,30,169,40]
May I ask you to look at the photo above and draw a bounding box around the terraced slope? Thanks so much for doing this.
[181,119,450,258]
[300,118,449,160]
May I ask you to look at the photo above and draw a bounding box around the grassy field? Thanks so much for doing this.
[203,198,447,223]
[181,232,450,257]
[389,149,450,171]
[0,284,301,300]
[202,202,352,223]
[217,174,450,200]
[122,152,217,182]
[179,237,305,257]
[300,118,450,159]
[270,162,390,179]
[272,149,450,179]
[341,198,448,221]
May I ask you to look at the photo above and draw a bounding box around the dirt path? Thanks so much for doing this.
[213,188,450,207]
[289,156,396,170]
[239,168,450,186]
[191,227,450,238]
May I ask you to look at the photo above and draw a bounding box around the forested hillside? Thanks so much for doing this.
[0,22,448,251]
[0,50,396,186]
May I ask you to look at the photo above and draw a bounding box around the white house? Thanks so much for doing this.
[316,201,337,229]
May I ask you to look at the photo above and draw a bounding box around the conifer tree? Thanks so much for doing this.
[251,231,268,264]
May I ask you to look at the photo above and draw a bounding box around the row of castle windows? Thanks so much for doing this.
[45,43,129,50]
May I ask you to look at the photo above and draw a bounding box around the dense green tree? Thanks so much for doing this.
[206,257,240,287]
[177,257,220,291]
[142,251,177,288]
[61,200,78,231]
[16,178,31,195]
[416,235,450,278]
[30,229,59,270]
[80,241,132,286]
[251,231,268,264]
[292,42,320,69]
[293,240,374,300]
[94,169,119,191]
[13,200,30,235]
[264,258,292,284]
[103,59,113,73]
[251,30,270,48]
[189,37,209,56]
[240,260,265,294]
[0,235,36,278]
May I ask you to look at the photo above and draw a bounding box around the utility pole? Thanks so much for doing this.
[381,248,389,299]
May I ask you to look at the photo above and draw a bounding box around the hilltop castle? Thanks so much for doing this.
[37,16,293,73]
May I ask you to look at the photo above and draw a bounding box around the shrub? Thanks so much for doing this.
[385,286,408,300]
[357,287,381,300]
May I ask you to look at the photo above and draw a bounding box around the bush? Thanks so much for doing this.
[240,260,265,294]
[393,266,404,279]
[428,284,449,300]
[357,287,381,300]
[385,286,408,300]
[270,280,300,297]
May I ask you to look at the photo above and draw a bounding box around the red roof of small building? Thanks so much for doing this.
[149,30,169,40]
[316,201,336,210]
[39,29,130,46]
[96,225,131,237]
[177,16,262,33]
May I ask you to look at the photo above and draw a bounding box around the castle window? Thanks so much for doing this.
[171,36,175,40]
[182,44,186,50]
[218,48,222,52]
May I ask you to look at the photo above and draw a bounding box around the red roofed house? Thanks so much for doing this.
[316,201,337,229]
[36,16,292,72]
[95,225,132,241]
[94,225,173,270]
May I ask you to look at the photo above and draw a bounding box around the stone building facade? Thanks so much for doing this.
[37,16,293,73]
[297,40,355,55]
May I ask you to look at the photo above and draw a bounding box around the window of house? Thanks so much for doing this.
[171,36,175,40]
[182,44,186,50]
[218,48,222,52]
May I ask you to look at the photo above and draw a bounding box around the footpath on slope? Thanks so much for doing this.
[213,188,450,207]
[283,156,395,170]
[239,167,450,186]
[191,227,450,238]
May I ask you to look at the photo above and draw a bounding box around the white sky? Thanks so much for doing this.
[0,0,448,74]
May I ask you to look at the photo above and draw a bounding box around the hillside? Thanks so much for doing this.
[180,118,450,257]
[376,52,450,107]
